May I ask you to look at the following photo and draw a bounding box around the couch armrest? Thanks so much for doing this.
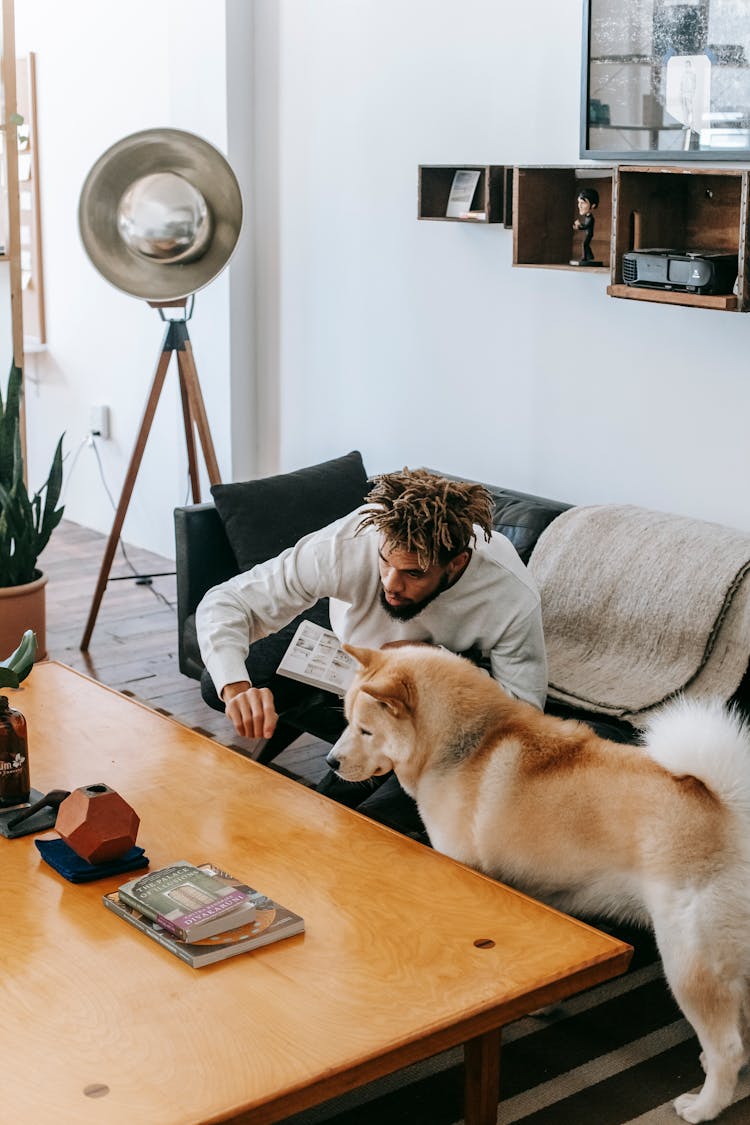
[174,503,239,678]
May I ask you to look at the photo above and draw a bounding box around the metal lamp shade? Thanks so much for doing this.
[78,128,243,302]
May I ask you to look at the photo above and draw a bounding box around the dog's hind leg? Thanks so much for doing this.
[660,945,745,1123]
[739,981,750,1071]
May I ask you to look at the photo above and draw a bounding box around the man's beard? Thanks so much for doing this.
[379,571,451,621]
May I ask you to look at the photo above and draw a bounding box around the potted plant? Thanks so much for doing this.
[0,361,64,660]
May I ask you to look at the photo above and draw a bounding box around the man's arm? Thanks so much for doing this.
[197,560,318,739]
[196,520,350,735]
[196,580,266,703]
[488,602,548,711]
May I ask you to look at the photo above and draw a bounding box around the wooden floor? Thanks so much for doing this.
[41,519,330,785]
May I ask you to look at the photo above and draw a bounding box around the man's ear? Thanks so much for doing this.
[361,675,413,719]
[445,550,470,582]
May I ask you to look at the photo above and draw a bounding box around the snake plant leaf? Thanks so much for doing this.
[38,435,65,546]
[0,667,20,689]
[0,363,22,488]
[0,363,65,587]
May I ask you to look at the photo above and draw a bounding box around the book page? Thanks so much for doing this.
[446,169,481,217]
[277,621,356,696]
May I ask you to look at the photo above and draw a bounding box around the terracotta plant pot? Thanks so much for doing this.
[0,571,48,661]
[56,783,140,864]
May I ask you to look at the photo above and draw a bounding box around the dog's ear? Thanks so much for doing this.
[360,675,413,719]
[343,643,382,670]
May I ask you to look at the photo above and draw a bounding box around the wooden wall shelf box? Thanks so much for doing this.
[513,165,614,271]
[503,167,514,227]
[608,165,750,313]
[420,159,747,313]
[418,165,506,224]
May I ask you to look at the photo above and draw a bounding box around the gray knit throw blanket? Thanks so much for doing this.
[528,504,750,727]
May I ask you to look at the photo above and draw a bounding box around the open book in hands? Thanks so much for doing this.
[276,621,357,697]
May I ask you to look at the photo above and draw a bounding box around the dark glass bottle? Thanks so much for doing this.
[0,696,30,806]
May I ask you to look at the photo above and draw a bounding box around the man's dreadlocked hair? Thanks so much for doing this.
[355,468,495,569]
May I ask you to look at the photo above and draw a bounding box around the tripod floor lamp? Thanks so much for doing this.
[77,128,243,650]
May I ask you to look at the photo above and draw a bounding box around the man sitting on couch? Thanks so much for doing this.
[197,468,547,834]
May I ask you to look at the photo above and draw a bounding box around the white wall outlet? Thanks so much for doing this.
[89,404,110,440]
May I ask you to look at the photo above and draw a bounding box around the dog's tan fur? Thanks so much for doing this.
[328,644,750,1123]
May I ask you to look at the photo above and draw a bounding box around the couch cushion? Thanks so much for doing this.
[423,471,571,565]
[490,492,571,564]
[211,450,369,573]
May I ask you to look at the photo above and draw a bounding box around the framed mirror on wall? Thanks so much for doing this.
[581,0,750,160]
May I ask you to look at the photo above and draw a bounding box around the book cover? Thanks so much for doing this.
[276,620,356,697]
[103,866,304,968]
[117,860,257,942]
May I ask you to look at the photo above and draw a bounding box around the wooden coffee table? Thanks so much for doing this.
[2,663,631,1124]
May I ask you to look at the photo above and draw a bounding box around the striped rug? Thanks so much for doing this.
[283,923,750,1125]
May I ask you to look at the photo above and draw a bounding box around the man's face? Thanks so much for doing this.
[377,540,467,621]
[577,196,593,215]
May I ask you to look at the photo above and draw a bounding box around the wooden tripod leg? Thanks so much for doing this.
[176,336,222,487]
[80,334,174,651]
[177,359,201,503]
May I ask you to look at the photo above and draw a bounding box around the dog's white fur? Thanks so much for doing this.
[328,644,750,1123]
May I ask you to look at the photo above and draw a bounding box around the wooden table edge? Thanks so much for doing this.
[217,946,633,1124]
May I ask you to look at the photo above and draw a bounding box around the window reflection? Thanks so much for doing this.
[584,0,750,157]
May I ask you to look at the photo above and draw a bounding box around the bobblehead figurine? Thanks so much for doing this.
[571,187,602,266]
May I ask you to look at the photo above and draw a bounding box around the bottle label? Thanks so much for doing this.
[0,703,30,804]
[0,752,26,776]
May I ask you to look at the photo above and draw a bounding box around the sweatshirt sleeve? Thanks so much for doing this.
[489,601,548,711]
[196,528,340,699]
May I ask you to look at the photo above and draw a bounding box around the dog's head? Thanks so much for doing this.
[326,644,420,784]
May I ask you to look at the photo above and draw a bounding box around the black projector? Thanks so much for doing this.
[621,249,737,294]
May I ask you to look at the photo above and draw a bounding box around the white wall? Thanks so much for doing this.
[12,0,250,559]
[10,0,750,564]
[266,0,750,533]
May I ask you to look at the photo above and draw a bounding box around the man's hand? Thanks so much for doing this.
[221,681,278,739]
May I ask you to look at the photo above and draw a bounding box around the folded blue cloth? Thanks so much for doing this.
[35,838,148,883]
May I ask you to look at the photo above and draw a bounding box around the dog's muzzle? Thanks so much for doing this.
[326,750,341,772]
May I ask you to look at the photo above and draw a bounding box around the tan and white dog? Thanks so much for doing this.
[328,643,750,1124]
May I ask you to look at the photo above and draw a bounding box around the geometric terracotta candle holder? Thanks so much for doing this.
[55,783,140,864]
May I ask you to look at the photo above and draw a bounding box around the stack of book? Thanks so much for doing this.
[103,859,304,967]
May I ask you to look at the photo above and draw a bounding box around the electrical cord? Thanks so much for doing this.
[64,433,176,612]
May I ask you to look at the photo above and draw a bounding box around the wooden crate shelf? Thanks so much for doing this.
[606,284,738,311]
[419,159,749,313]
[503,166,513,228]
[609,165,750,312]
[513,165,614,271]
[418,165,505,223]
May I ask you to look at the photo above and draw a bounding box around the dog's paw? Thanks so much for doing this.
[674,1091,718,1122]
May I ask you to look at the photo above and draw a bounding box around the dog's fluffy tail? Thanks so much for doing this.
[642,696,750,815]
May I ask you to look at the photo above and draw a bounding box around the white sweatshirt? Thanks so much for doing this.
[196,509,548,709]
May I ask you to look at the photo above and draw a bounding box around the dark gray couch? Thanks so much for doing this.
[174,454,750,760]
[175,473,570,680]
